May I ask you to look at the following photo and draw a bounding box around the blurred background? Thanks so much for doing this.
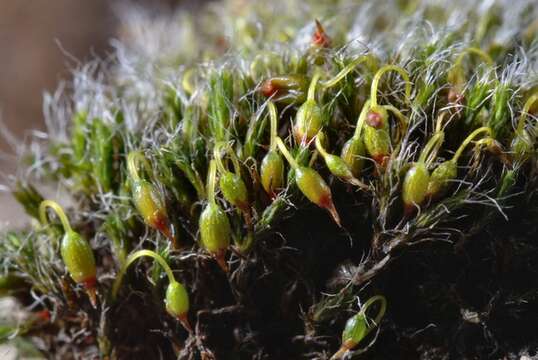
[0,0,195,225]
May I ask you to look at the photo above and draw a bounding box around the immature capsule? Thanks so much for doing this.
[294,72,324,146]
[363,125,391,167]
[260,75,307,104]
[39,200,97,307]
[294,99,323,146]
[331,295,387,359]
[111,249,191,332]
[61,230,98,304]
[219,171,249,213]
[402,162,430,215]
[260,150,285,198]
[127,152,174,243]
[201,160,232,271]
[316,134,366,188]
[340,313,368,353]
[341,137,365,178]
[132,179,172,240]
[165,281,191,331]
[275,137,341,226]
[426,160,457,199]
[199,203,232,272]
[295,166,341,226]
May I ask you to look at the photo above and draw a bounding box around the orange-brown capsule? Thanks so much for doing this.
[312,19,331,48]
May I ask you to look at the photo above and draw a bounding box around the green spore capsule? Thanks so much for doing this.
[362,65,411,167]
[427,160,457,199]
[340,99,372,177]
[316,133,367,188]
[165,281,191,331]
[261,101,286,198]
[200,160,232,272]
[260,150,285,198]
[341,137,365,178]
[295,166,341,226]
[275,137,341,226]
[213,143,250,214]
[131,180,171,238]
[331,295,387,359]
[260,75,307,104]
[219,172,249,212]
[61,231,97,294]
[363,126,391,167]
[127,152,174,245]
[402,162,430,216]
[199,203,232,271]
[293,72,324,146]
[294,99,324,146]
[39,200,98,307]
[112,249,191,332]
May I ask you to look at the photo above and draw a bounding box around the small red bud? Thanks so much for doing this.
[312,19,331,48]
[366,111,384,128]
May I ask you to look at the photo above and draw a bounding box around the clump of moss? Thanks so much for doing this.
[1,0,538,358]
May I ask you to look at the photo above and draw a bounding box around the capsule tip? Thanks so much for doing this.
[82,279,98,308]
[348,177,368,190]
[320,195,341,227]
[372,154,389,169]
[330,340,355,360]
[214,249,229,273]
[403,203,415,217]
[177,313,193,333]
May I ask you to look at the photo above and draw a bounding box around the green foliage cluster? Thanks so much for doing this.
[1,0,537,358]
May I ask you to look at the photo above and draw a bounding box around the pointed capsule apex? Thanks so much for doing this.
[330,342,354,360]
[323,198,342,227]
[82,278,98,308]
[178,313,193,333]
[312,19,331,48]
[214,248,229,273]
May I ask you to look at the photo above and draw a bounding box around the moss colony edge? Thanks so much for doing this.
[2,0,538,359]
